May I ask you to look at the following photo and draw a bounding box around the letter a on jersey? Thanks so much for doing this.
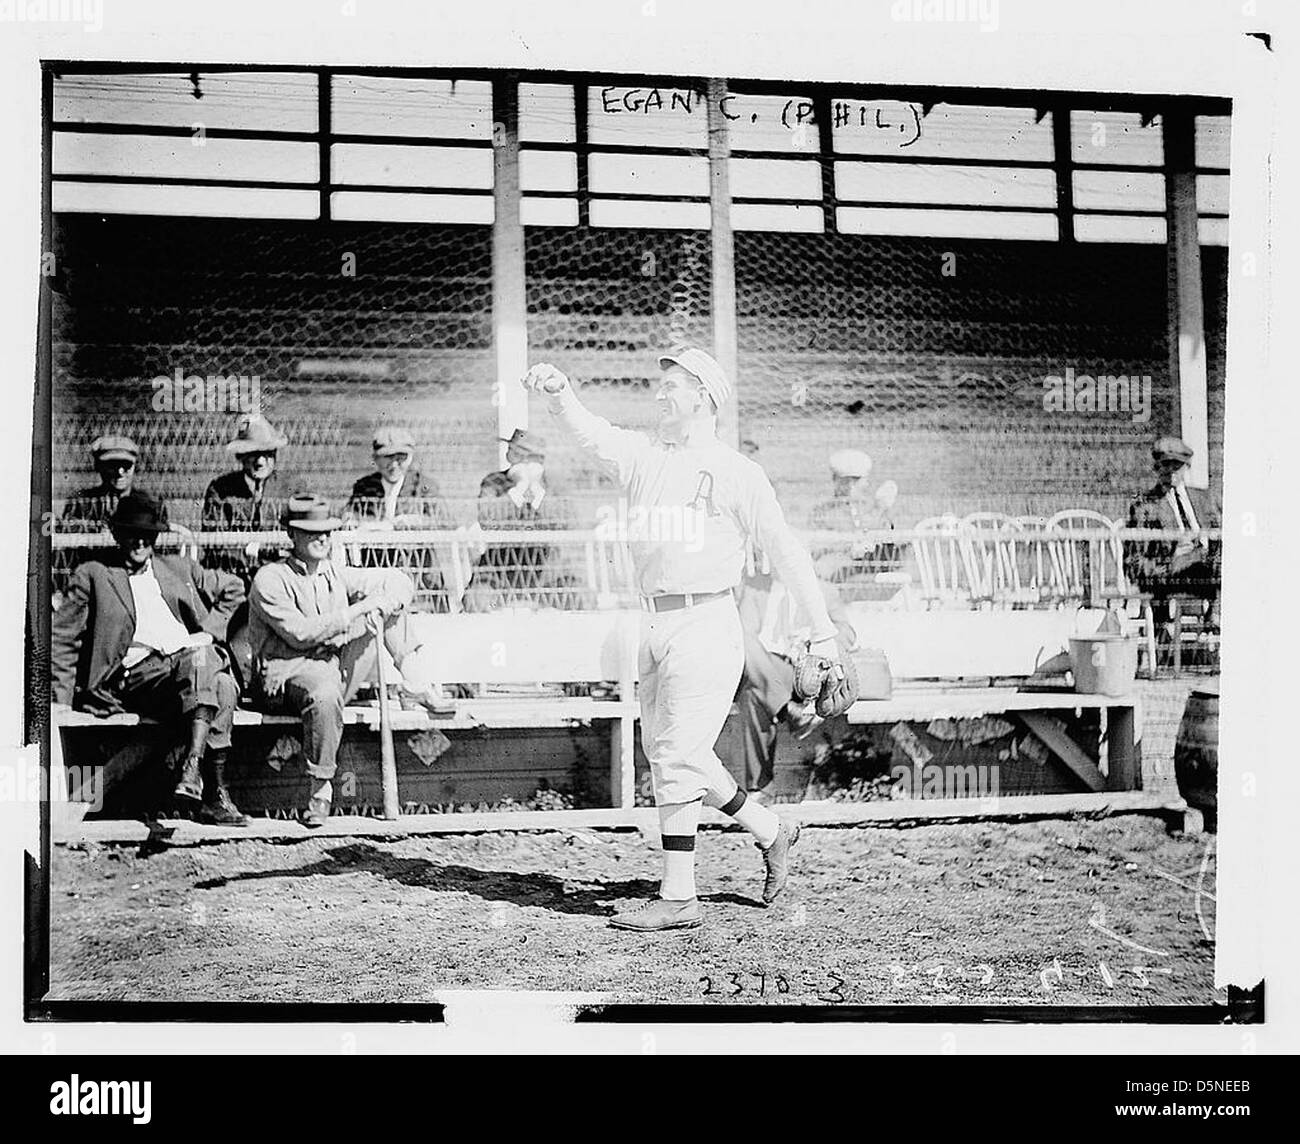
[687,470,721,517]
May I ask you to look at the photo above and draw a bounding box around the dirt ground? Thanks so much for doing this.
[49,814,1218,1007]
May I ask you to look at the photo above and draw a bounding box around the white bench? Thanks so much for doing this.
[838,605,1141,792]
[51,609,640,823]
[51,604,1143,822]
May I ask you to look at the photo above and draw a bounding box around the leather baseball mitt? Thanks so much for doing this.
[791,653,832,702]
[814,652,860,718]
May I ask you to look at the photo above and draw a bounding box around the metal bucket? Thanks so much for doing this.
[1069,634,1139,696]
[1175,683,1219,829]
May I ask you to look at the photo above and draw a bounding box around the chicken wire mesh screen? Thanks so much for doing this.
[521,226,713,526]
[45,69,1229,603]
[735,232,1228,530]
[50,215,498,528]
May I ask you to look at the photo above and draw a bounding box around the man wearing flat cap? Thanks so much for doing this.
[1125,435,1222,628]
[345,427,447,526]
[61,435,142,531]
[51,492,249,824]
[247,495,449,827]
[344,427,453,611]
[521,345,842,930]
[463,427,581,611]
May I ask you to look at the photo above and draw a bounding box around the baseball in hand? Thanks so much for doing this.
[522,363,569,394]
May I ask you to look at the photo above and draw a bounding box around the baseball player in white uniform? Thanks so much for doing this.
[522,347,842,931]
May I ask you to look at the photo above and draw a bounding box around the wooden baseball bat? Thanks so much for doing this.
[371,616,401,821]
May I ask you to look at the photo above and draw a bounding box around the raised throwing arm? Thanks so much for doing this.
[522,363,650,486]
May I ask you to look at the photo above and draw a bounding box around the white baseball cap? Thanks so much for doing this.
[829,449,873,479]
[658,345,732,410]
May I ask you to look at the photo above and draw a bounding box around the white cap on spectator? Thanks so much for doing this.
[829,449,873,479]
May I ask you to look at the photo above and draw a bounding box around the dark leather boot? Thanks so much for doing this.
[174,753,203,802]
[196,751,249,827]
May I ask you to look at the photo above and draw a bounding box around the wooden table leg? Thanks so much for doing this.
[1105,704,1139,791]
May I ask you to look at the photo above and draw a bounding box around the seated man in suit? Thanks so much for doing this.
[50,492,249,825]
[247,495,450,827]
[734,555,858,801]
[343,427,454,611]
[1124,435,1222,629]
[463,428,583,611]
[202,414,302,584]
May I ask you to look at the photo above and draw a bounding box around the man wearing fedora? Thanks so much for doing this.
[60,435,143,531]
[51,492,249,825]
[202,413,302,583]
[202,413,303,534]
[344,427,453,611]
[463,427,581,611]
[248,495,449,827]
[1125,435,1222,629]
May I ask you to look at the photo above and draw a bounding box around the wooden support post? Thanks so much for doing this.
[492,76,529,467]
[1164,110,1209,489]
[1051,103,1074,243]
[574,83,590,230]
[706,78,740,450]
[1104,704,1140,792]
[317,68,332,223]
[814,91,838,234]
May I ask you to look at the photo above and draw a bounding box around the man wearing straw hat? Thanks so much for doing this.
[522,346,850,931]
[201,413,303,584]
[202,413,302,535]
[247,495,449,827]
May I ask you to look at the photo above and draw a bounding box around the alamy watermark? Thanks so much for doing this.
[2,755,103,812]
[595,497,706,553]
[892,761,1001,804]
[150,367,262,413]
[1043,367,1151,424]
[50,1076,151,1125]
[0,0,103,32]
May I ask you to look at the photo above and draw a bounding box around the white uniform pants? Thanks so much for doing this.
[639,595,744,805]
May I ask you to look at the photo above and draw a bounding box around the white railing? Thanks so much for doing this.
[50,524,1222,613]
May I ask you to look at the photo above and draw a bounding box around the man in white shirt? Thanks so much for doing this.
[51,493,248,824]
[523,346,842,931]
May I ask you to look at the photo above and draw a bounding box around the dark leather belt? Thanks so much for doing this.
[640,588,734,613]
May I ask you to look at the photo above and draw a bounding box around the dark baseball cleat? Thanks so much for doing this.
[759,820,801,905]
[608,898,702,931]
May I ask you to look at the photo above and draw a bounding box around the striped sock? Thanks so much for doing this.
[659,800,701,901]
[720,787,779,849]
